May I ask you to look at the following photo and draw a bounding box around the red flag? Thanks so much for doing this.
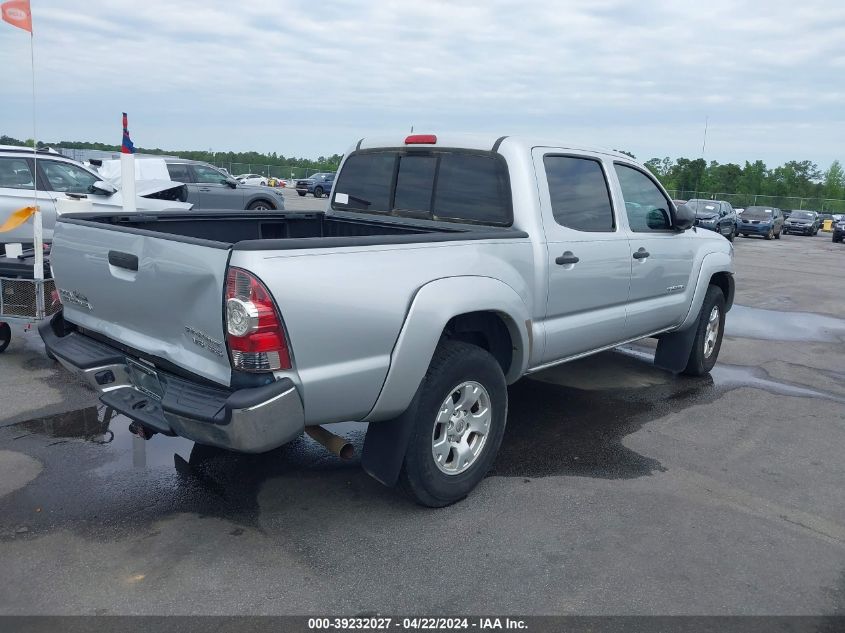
[1,0,32,33]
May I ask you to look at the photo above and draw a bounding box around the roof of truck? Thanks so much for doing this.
[354,134,635,161]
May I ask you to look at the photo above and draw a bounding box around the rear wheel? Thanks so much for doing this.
[398,340,507,507]
[681,285,726,377]
[0,322,11,353]
[313,186,324,198]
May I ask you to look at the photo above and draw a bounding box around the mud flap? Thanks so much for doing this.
[361,388,421,487]
[654,325,698,374]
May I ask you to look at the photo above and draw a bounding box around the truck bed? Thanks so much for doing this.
[58,210,526,251]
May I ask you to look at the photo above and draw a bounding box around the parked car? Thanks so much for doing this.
[738,206,784,239]
[236,173,267,186]
[165,160,285,210]
[686,199,737,241]
[832,218,845,243]
[41,134,734,506]
[295,172,335,198]
[0,146,191,245]
[783,210,819,236]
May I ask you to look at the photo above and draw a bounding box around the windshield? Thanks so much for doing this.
[790,211,813,220]
[686,200,720,216]
[744,206,774,219]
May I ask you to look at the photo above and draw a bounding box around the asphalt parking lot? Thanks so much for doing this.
[1,208,844,615]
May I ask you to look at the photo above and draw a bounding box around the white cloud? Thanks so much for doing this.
[0,0,842,166]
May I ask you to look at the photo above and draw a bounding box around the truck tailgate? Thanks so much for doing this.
[50,219,232,386]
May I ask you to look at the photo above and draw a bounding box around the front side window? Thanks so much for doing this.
[614,164,673,232]
[193,164,229,184]
[0,157,34,190]
[543,155,614,232]
[40,160,99,194]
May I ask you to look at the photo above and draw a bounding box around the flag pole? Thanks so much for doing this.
[29,27,43,281]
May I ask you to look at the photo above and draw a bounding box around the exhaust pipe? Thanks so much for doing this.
[305,426,354,460]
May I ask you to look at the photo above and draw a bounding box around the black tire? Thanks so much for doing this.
[775,228,781,239]
[0,322,10,353]
[297,191,306,197]
[247,199,274,211]
[833,234,841,243]
[313,186,324,198]
[398,340,507,507]
[681,285,726,377]
[726,226,734,242]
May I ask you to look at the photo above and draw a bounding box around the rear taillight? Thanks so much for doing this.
[225,267,291,372]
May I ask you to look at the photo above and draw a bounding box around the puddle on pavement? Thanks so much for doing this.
[726,305,845,342]
[3,342,838,530]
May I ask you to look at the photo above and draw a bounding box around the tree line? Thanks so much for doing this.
[4,133,843,203]
[0,134,344,173]
[642,156,845,202]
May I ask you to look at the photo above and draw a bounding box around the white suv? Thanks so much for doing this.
[0,146,190,245]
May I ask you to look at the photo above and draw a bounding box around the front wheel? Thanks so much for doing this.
[0,322,11,353]
[313,186,324,198]
[726,226,735,242]
[765,228,774,240]
[682,285,726,377]
[297,191,306,197]
[775,228,781,239]
[247,200,274,211]
[399,340,507,507]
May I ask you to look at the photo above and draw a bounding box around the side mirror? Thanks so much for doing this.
[90,180,117,195]
[672,203,695,231]
[225,177,238,188]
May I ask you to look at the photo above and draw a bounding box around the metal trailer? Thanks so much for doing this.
[0,248,59,352]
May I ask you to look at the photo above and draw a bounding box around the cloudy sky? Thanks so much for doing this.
[1,0,843,167]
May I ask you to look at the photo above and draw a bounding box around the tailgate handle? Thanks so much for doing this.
[108,251,139,271]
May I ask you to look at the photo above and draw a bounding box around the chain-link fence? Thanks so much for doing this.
[0,278,58,319]
[667,191,845,213]
[212,163,335,181]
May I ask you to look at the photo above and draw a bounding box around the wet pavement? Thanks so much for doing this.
[1,229,844,615]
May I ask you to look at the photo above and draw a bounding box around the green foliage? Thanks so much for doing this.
[0,134,343,173]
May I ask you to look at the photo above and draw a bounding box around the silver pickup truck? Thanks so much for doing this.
[40,134,734,506]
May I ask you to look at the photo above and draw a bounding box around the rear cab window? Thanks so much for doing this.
[331,149,512,226]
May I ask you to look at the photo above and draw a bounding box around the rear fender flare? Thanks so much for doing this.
[361,276,529,487]
[363,276,530,424]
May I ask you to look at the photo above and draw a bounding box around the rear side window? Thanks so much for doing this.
[543,155,614,232]
[0,157,34,189]
[333,150,512,226]
[166,163,192,183]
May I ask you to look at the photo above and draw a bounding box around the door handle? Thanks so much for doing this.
[632,248,650,260]
[108,250,138,271]
[555,252,579,265]
[199,187,211,192]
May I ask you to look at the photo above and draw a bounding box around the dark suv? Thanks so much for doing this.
[783,210,819,236]
[832,217,845,243]
[687,199,737,241]
[739,206,784,239]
